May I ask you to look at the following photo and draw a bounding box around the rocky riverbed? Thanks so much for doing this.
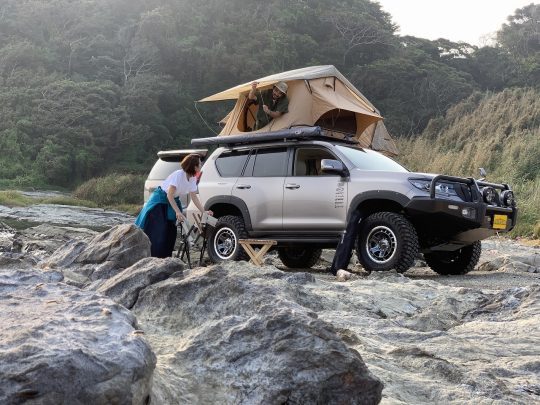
[0,202,539,404]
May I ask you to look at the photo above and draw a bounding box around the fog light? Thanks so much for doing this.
[501,190,516,207]
[462,207,476,219]
[482,187,497,205]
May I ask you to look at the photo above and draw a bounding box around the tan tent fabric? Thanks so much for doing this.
[204,65,398,155]
[359,121,399,156]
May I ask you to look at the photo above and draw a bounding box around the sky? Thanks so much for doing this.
[376,0,536,45]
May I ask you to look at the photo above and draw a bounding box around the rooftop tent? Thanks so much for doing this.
[199,65,398,156]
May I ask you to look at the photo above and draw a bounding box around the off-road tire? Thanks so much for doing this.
[356,212,419,273]
[424,241,481,275]
[278,247,322,269]
[207,215,249,263]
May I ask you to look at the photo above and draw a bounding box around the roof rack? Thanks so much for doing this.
[190,126,359,147]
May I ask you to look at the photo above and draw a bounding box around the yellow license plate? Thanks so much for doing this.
[493,214,508,230]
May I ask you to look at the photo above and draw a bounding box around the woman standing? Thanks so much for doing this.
[135,154,211,258]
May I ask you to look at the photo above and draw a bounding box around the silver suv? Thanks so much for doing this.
[188,127,518,274]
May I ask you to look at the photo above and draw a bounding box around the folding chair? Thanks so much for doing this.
[176,213,217,268]
[175,219,198,268]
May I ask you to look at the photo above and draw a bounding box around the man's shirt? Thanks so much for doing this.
[254,89,289,129]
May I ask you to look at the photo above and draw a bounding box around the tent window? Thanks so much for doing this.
[315,109,356,134]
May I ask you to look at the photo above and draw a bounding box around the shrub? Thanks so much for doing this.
[533,222,540,239]
[0,191,33,207]
[74,174,145,206]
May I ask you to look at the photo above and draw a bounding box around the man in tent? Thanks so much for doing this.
[248,81,289,130]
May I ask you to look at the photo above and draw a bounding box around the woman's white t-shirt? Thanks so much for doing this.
[161,169,197,197]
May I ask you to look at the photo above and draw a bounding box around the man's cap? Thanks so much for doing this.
[274,81,288,94]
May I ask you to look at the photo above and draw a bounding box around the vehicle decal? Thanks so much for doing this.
[335,182,345,208]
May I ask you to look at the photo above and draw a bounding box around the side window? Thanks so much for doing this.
[243,151,256,177]
[215,150,250,177]
[252,147,288,177]
[294,147,338,176]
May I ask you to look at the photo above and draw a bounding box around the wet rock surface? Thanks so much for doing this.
[0,203,134,230]
[0,202,539,404]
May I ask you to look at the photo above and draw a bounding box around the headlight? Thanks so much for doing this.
[409,179,430,191]
[501,190,516,207]
[482,187,498,205]
[409,179,457,196]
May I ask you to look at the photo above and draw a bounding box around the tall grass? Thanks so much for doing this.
[0,190,96,208]
[397,88,540,237]
[0,191,34,207]
[74,173,144,206]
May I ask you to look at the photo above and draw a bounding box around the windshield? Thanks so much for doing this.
[336,145,408,172]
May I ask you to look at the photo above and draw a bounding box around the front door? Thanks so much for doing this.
[283,146,348,230]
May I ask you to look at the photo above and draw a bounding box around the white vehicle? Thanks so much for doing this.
[144,149,208,207]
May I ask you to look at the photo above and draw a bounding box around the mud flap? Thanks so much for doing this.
[330,210,363,275]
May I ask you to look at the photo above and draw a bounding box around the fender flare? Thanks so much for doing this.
[348,191,409,221]
[204,195,253,231]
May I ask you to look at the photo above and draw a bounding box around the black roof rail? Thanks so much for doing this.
[191,126,359,147]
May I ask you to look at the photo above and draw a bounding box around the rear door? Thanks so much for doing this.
[207,149,251,202]
[282,146,348,230]
[232,147,288,230]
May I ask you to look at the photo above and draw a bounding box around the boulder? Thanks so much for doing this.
[478,253,540,273]
[95,257,185,309]
[0,267,156,404]
[133,262,383,404]
[42,224,151,287]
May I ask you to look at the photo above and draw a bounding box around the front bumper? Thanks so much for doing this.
[406,197,517,231]
[405,175,518,244]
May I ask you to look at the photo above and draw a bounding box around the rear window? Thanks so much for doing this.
[215,150,250,177]
[148,160,179,180]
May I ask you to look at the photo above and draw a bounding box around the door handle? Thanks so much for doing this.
[285,184,300,189]
[236,184,251,189]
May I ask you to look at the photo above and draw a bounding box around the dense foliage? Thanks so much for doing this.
[0,0,538,187]
[398,88,540,237]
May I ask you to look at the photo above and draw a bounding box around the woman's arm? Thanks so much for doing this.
[167,185,185,222]
[190,192,213,216]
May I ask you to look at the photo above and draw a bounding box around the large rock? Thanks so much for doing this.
[133,262,383,404]
[0,267,156,404]
[95,257,185,309]
[42,224,151,287]
[478,253,540,273]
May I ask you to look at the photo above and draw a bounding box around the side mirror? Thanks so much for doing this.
[321,159,348,176]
